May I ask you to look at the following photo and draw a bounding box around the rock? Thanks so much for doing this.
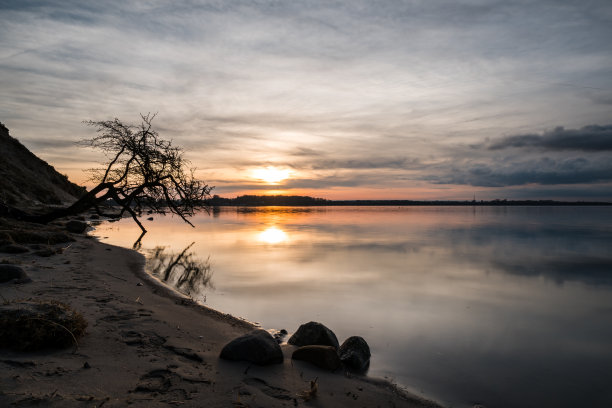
[220,329,283,365]
[3,230,73,244]
[339,336,371,372]
[66,220,88,233]
[272,329,288,343]
[0,232,14,245]
[33,246,57,257]
[288,321,340,349]
[0,264,30,283]
[0,244,29,254]
[292,345,342,371]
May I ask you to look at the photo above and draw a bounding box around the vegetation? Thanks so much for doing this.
[209,194,329,206]
[209,195,611,207]
[1,114,213,238]
[0,300,87,352]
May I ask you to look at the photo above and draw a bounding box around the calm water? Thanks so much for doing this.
[93,206,612,408]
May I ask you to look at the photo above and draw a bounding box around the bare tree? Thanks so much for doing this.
[1,114,213,237]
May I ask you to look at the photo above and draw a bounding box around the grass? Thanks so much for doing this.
[0,300,87,352]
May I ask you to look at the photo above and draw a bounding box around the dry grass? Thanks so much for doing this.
[0,300,87,352]
[297,377,318,401]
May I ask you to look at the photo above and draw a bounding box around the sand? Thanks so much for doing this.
[0,230,442,407]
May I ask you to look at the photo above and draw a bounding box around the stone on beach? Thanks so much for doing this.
[292,345,342,371]
[339,336,371,372]
[219,329,284,365]
[0,264,30,283]
[66,220,88,233]
[0,243,29,254]
[288,321,340,349]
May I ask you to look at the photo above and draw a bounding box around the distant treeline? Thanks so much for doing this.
[208,195,611,207]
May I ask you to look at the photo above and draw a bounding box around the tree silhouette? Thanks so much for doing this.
[148,243,214,301]
[1,114,212,239]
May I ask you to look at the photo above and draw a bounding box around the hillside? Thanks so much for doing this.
[0,122,85,207]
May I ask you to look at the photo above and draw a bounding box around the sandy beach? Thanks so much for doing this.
[1,224,442,408]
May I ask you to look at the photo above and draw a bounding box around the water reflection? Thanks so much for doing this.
[257,226,288,244]
[93,206,612,408]
[147,242,214,302]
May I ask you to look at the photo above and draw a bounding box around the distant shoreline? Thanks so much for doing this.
[208,195,612,207]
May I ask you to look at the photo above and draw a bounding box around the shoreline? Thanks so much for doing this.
[1,226,442,407]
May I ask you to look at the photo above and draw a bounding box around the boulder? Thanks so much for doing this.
[0,264,30,283]
[0,244,29,254]
[7,230,73,244]
[220,329,283,365]
[34,246,57,257]
[292,345,341,371]
[288,321,339,349]
[0,231,14,245]
[66,220,88,234]
[339,336,371,372]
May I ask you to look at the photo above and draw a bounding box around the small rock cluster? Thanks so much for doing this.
[219,321,370,373]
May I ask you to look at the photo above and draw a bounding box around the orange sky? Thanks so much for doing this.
[2,1,612,201]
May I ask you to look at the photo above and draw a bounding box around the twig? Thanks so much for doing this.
[28,318,80,354]
[107,273,127,282]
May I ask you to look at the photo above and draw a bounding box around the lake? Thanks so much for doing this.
[93,205,612,408]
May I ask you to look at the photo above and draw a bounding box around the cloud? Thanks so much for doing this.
[307,157,421,170]
[488,125,612,151]
[2,1,612,199]
[429,157,612,187]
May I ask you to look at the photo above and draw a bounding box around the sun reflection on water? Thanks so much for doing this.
[257,226,288,244]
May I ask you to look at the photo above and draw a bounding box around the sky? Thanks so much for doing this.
[1,0,611,201]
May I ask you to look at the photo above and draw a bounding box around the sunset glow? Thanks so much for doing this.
[257,226,288,244]
[1,1,611,201]
[252,166,291,185]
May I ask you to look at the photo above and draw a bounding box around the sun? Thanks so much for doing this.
[252,166,291,184]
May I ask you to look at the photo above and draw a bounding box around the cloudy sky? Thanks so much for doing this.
[1,0,611,200]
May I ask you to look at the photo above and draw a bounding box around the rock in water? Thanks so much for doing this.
[288,321,340,349]
[0,264,30,283]
[220,329,283,365]
[292,345,341,371]
[66,220,88,233]
[339,336,371,372]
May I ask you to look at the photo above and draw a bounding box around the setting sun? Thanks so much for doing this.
[252,166,291,184]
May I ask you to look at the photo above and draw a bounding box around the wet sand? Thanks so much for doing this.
[0,232,442,407]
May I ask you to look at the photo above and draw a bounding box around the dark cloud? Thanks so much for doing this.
[290,147,324,157]
[430,157,612,187]
[499,185,612,200]
[489,125,612,151]
[309,157,421,170]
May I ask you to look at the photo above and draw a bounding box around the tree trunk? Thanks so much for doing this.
[0,183,113,224]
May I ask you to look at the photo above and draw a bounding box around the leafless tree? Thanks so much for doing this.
[1,114,213,238]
